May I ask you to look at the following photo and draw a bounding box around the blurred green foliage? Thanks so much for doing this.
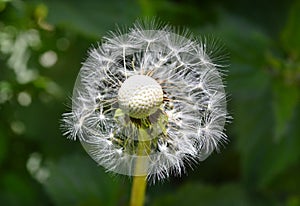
[0,0,300,205]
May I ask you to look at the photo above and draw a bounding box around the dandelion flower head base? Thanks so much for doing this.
[61,21,229,182]
[118,75,163,119]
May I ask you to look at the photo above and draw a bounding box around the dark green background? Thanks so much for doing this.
[1,0,300,205]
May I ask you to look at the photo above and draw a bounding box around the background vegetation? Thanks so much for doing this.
[0,0,300,205]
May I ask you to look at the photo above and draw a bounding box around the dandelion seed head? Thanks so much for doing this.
[61,20,230,182]
[118,75,163,119]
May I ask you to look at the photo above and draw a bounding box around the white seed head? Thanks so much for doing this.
[118,75,163,119]
[61,20,230,183]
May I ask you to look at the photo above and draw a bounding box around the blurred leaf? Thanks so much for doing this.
[287,196,300,206]
[232,68,273,188]
[0,173,36,206]
[0,127,8,165]
[151,182,269,206]
[216,14,300,189]
[281,0,300,58]
[43,154,129,206]
[269,163,300,203]
[272,79,299,140]
[272,0,300,143]
[44,0,141,37]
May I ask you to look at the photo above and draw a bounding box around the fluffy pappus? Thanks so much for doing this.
[61,20,230,183]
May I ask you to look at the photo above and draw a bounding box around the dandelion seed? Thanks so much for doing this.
[61,20,229,182]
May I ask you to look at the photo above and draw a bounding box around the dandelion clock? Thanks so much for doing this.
[61,20,229,206]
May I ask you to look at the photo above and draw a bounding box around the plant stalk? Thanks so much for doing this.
[130,128,149,206]
[130,175,147,206]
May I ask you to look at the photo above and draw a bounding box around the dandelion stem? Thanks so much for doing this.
[130,128,150,206]
[130,175,147,206]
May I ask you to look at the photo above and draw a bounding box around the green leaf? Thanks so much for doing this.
[231,67,273,188]
[272,79,299,140]
[0,126,8,165]
[281,0,300,58]
[212,13,300,189]
[264,105,300,185]
[43,154,129,206]
[44,0,141,37]
[0,173,37,206]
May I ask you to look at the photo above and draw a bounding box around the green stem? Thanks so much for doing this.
[130,128,149,206]
[130,175,147,206]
